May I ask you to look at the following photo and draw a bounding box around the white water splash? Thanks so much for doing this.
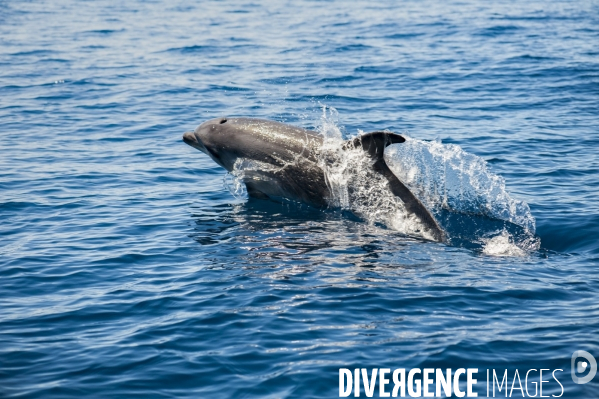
[482,230,527,257]
[316,107,437,240]
[223,170,248,200]
[224,158,286,200]
[316,106,349,208]
[384,137,536,234]
[382,136,540,254]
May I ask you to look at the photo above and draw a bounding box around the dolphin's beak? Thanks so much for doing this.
[183,131,206,153]
[183,131,197,145]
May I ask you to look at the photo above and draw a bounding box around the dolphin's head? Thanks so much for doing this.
[183,117,235,170]
[183,117,318,173]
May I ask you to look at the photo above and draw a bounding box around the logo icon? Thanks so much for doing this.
[571,350,597,384]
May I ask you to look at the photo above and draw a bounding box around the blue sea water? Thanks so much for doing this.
[1,0,599,397]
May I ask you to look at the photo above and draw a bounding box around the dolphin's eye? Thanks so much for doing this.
[220,118,227,124]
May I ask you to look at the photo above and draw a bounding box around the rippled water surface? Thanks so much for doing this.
[2,0,599,397]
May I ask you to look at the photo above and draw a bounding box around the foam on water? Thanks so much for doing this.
[384,136,540,254]
[384,138,535,232]
[481,229,527,257]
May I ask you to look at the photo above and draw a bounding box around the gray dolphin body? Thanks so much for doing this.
[183,117,445,242]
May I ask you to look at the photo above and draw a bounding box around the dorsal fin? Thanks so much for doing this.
[345,131,406,159]
[344,131,445,242]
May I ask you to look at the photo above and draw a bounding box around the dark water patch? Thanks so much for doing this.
[207,84,251,92]
[476,24,523,37]
[0,201,49,212]
[500,54,564,63]
[537,215,599,254]
[161,44,219,54]
[82,29,126,35]
[68,78,119,87]
[334,44,372,52]
[162,43,258,55]
[316,75,360,84]
[384,32,425,39]
[81,45,108,49]
[354,65,415,74]
[10,49,57,57]
[35,58,70,63]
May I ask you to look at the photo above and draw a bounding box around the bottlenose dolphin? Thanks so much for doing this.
[183,117,445,242]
